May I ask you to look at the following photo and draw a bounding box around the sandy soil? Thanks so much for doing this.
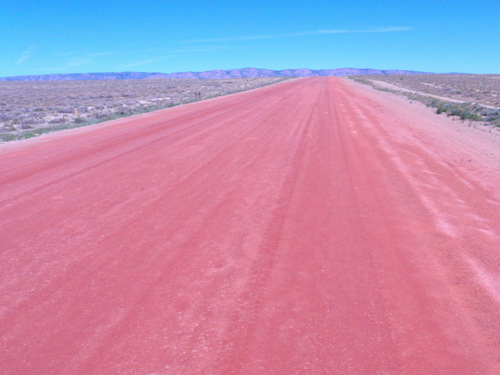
[354,74,500,108]
[0,77,288,141]
[345,78,500,175]
[0,77,499,374]
[366,79,498,110]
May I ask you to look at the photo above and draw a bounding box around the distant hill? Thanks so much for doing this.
[0,67,428,81]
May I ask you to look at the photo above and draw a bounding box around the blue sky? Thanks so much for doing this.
[1,0,499,76]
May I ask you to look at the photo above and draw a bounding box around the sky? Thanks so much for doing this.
[1,0,499,77]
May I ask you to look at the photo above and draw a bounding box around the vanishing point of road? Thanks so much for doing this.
[1,77,499,373]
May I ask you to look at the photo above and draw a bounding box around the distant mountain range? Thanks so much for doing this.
[0,67,428,81]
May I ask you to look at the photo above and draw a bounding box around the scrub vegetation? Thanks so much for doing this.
[0,77,289,142]
[350,74,500,127]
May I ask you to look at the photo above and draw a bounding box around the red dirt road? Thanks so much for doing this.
[1,77,499,374]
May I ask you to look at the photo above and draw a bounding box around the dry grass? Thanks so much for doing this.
[350,74,500,127]
[0,77,289,142]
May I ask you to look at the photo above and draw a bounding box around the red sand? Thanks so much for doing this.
[0,77,499,374]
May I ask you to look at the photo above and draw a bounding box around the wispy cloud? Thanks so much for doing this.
[48,50,116,71]
[67,58,91,67]
[16,46,35,64]
[54,51,80,57]
[181,26,412,43]
[54,50,115,58]
[87,51,116,57]
[120,47,222,69]
[121,57,165,69]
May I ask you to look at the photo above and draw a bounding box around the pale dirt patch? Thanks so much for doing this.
[343,77,500,198]
[368,79,498,109]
